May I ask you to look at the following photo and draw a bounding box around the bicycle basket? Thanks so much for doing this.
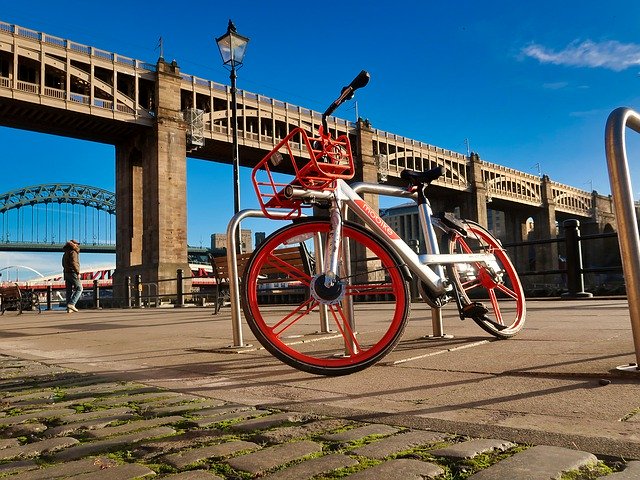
[251,127,355,219]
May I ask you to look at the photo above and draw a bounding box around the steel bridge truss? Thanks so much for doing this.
[0,183,115,247]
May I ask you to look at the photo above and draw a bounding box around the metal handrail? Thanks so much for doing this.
[604,107,640,370]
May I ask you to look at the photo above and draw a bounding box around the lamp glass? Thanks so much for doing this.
[216,31,249,67]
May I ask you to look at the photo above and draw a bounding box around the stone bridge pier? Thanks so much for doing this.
[113,59,191,299]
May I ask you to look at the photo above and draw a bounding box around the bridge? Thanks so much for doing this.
[0,183,209,266]
[0,21,617,294]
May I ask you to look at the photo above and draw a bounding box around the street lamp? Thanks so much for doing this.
[216,20,249,253]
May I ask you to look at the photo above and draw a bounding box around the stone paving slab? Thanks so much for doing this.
[468,445,598,479]
[190,403,253,417]
[1,422,47,437]
[251,418,349,444]
[52,426,176,461]
[143,400,225,416]
[0,407,76,426]
[230,411,316,432]
[84,415,184,439]
[7,456,118,479]
[319,423,399,443]
[57,406,134,423]
[0,460,39,478]
[0,436,78,460]
[0,438,19,449]
[227,440,323,475]
[429,438,516,459]
[345,458,444,479]
[43,413,136,437]
[70,462,157,479]
[262,452,359,480]
[159,471,223,479]
[92,391,184,407]
[351,430,448,459]
[162,440,259,468]
[191,408,270,427]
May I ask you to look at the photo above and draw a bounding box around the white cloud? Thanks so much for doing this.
[522,40,640,71]
[542,81,569,90]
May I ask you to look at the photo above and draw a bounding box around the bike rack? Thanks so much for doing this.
[225,209,327,348]
[604,107,640,372]
[224,182,450,349]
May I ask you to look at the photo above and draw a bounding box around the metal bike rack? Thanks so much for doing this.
[225,209,327,348]
[604,107,640,372]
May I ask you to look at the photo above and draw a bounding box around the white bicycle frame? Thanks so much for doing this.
[285,178,499,299]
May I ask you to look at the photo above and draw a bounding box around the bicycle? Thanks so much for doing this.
[242,71,526,376]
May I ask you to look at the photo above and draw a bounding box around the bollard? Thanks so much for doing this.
[93,280,100,309]
[176,269,184,307]
[124,276,132,308]
[561,219,593,299]
[134,274,142,308]
[46,285,52,310]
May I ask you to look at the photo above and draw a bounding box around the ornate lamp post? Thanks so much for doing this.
[216,20,249,252]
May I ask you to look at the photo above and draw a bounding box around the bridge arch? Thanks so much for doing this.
[0,184,115,246]
[0,184,115,214]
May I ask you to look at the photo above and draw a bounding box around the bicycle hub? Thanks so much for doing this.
[310,274,346,305]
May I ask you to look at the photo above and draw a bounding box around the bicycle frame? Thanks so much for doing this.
[285,179,499,298]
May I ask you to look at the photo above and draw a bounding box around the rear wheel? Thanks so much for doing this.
[241,218,410,375]
[448,221,526,338]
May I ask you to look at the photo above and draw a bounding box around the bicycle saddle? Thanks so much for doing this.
[400,166,444,185]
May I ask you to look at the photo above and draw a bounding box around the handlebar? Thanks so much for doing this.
[322,70,370,132]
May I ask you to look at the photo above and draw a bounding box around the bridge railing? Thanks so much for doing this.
[1,21,156,72]
[482,160,542,205]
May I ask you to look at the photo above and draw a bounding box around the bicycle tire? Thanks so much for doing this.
[241,218,410,376]
[447,220,526,338]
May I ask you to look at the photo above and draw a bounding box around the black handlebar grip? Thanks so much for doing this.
[348,70,370,92]
[322,70,371,128]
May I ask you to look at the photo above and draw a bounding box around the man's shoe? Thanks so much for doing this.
[66,307,74,313]
[67,304,78,312]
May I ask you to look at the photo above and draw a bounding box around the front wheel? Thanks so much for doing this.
[241,219,410,375]
[448,221,526,338]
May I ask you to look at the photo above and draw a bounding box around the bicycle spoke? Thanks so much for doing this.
[270,297,318,336]
[328,303,361,356]
[346,282,396,297]
[487,289,504,325]
[264,253,311,286]
[495,282,518,299]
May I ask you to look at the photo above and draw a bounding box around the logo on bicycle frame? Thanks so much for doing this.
[354,200,400,240]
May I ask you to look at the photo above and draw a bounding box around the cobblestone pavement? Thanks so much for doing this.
[0,355,637,479]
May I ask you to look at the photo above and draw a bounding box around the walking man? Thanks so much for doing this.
[62,239,82,312]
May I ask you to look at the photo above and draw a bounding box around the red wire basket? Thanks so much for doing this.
[251,127,355,219]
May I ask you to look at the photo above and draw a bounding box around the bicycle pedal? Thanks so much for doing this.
[461,302,489,319]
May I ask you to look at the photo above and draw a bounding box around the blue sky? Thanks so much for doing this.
[2,0,640,277]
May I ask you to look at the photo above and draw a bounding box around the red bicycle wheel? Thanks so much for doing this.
[448,221,526,338]
[241,219,410,375]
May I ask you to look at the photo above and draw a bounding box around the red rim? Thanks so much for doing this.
[244,221,408,369]
[451,225,525,333]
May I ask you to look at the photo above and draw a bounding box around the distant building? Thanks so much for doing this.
[211,229,253,253]
[255,231,266,247]
[380,203,508,246]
